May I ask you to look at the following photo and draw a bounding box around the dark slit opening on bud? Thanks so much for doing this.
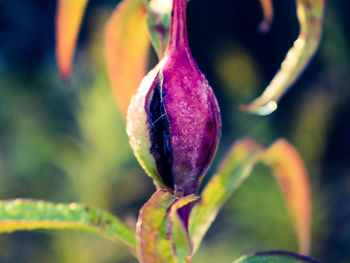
[146,77,174,189]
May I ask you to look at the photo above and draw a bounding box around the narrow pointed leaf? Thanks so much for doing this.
[189,138,263,253]
[242,0,325,115]
[258,0,274,33]
[146,0,172,58]
[232,250,321,263]
[55,0,88,79]
[189,138,311,256]
[0,199,136,253]
[260,139,311,255]
[168,195,199,263]
[105,0,149,117]
[136,190,176,263]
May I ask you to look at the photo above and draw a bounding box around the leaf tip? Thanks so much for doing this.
[240,100,278,116]
[258,0,274,33]
[55,0,89,81]
[58,64,71,80]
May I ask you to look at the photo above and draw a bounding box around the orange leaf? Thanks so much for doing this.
[55,0,89,79]
[105,0,149,117]
[261,139,311,255]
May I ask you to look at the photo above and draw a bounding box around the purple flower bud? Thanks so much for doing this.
[127,0,221,197]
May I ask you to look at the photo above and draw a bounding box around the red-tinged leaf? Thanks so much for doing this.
[258,0,274,33]
[242,0,325,115]
[233,250,321,263]
[105,0,149,117]
[189,138,311,256]
[136,190,176,263]
[55,0,89,79]
[260,139,311,255]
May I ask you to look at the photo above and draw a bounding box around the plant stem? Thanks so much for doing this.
[167,0,189,52]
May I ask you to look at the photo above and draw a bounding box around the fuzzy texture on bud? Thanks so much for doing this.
[127,0,221,197]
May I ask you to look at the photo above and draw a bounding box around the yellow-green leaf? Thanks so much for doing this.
[189,138,263,254]
[105,0,149,117]
[136,190,176,263]
[242,0,325,115]
[137,190,198,263]
[0,199,137,255]
[55,0,89,79]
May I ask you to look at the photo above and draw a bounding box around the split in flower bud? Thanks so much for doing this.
[127,0,221,197]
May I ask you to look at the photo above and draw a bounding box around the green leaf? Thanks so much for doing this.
[189,138,263,254]
[0,199,136,254]
[232,250,321,263]
[168,195,199,263]
[242,0,325,115]
[136,190,176,263]
[189,138,312,255]
[146,0,172,58]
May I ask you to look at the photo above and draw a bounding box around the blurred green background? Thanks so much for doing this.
[0,0,349,262]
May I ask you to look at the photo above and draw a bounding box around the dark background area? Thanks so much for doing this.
[0,0,350,262]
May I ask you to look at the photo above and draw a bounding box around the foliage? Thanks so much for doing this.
[0,199,136,253]
[0,0,329,262]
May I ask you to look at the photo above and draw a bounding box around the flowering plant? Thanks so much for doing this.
[0,0,325,262]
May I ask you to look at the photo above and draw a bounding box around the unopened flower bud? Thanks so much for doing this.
[127,0,221,197]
